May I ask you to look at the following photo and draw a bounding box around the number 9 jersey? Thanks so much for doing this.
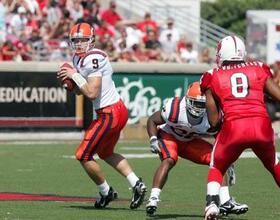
[200,61,273,122]
[73,48,120,109]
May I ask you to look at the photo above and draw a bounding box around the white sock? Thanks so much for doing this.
[219,186,230,205]
[97,180,110,196]
[126,172,139,187]
[207,181,221,196]
[150,188,161,200]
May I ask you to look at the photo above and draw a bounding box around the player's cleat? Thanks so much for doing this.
[146,197,159,216]
[130,178,147,209]
[94,187,118,209]
[204,202,219,220]
[219,197,248,216]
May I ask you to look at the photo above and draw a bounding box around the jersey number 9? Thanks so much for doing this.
[92,59,99,69]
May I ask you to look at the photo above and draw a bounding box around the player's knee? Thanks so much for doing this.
[162,157,176,168]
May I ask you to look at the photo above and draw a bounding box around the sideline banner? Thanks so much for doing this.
[114,74,200,124]
[0,72,82,128]
[0,69,202,128]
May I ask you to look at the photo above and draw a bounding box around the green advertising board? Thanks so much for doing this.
[113,73,201,124]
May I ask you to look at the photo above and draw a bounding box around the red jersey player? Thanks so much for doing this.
[201,35,280,220]
[145,82,248,216]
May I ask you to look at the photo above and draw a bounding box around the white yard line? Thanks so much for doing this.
[62,151,280,159]
[0,141,77,145]
[1,141,279,159]
[62,153,158,159]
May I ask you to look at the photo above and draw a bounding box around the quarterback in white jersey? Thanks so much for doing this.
[145,82,248,216]
[57,23,146,210]
[72,48,120,110]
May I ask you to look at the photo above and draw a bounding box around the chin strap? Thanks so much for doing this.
[186,111,203,125]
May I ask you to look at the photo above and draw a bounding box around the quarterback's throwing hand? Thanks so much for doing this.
[57,63,76,81]
[150,136,161,154]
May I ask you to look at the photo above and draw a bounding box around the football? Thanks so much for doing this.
[62,78,75,91]
[59,63,75,91]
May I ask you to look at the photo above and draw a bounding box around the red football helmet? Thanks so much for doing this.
[69,22,95,54]
[185,81,206,118]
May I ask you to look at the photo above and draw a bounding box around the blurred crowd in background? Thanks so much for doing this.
[2,0,280,121]
[0,0,215,63]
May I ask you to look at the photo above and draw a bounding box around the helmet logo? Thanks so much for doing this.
[231,35,237,53]
[73,30,84,38]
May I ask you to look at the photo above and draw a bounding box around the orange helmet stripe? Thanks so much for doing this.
[186,81,203,99]
[70,23,94,38]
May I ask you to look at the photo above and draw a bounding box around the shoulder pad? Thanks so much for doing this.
[167,97,182,123]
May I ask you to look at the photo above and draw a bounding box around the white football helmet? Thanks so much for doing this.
[216,35,246,67]
[185,81,206,118]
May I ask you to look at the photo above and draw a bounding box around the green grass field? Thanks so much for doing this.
[0,140,279,220]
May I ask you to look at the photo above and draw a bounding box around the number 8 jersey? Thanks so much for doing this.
[200,61,273,121]
[73,48,120,110]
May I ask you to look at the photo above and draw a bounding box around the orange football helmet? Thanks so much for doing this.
[185,81,206,118]
[69,22,95,54]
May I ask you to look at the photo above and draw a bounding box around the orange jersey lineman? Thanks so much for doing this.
[157,97,215,164]
[160,97,214,141]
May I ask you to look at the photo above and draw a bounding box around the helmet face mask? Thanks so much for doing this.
[185,81,206,118]
[216,35,246,67]
[70,37,93,54]
[186,97,206,118]
[69,23,95,54]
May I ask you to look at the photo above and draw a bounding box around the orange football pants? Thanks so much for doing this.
[158,130,212,165]
[76,99,128,161]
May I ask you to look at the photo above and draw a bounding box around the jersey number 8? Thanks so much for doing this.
[230,73,248,98]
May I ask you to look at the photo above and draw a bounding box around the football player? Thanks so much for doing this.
[201,35,280,220]
[57,22,146,209]
[146,81,248,216]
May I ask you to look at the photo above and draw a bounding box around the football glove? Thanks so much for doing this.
[150,136,161,154]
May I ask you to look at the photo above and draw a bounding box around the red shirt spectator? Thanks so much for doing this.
[101,1,122,26]
[95,20,115,42]
[37,0,48,12]
[137,12,158,41]
[176,36,187,53]
[15,40,32,61]
[1,41,18,61]
[26,12,40,34]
